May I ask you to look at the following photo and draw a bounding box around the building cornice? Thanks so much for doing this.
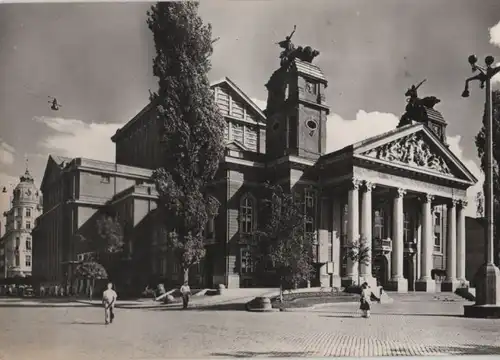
[266,155,316,169]
[223,156,265,168]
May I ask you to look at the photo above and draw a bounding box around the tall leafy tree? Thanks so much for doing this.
[254,184,315,302]
[147,2,225,283]
[475,89,500,264]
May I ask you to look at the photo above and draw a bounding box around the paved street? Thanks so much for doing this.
[1,298,500,359]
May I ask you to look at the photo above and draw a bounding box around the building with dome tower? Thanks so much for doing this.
[0,168,43,279]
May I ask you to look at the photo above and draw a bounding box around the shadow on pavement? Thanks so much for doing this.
[151,302,248,312]
[321,312,462,319]
[66,321,106,326]
[0,303,94,308]
[391,344,500,355]
[211,351,314,358]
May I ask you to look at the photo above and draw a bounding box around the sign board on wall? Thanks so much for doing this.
[326,261,334,275]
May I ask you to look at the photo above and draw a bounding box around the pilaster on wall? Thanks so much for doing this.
[225,170,244,289]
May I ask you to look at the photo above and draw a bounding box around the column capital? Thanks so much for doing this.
[363,181,376,192]
[420,193,435,204]
[457,199,468,209]
[349,178,363,190]
[393,188,406,198]
[446,198,460,208]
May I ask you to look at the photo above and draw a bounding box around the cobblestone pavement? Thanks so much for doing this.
[1,298,500,359]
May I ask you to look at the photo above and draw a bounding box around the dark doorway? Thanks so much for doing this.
[403,255,415,291]
[204,247,215,288]
[373,255,388,287]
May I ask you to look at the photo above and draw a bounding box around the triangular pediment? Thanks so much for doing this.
[211,77,266,123]
[352,124,477,185]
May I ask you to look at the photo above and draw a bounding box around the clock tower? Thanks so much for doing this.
[264,47,330,161]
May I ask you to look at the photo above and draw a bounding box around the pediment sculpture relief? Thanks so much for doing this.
[362,133,452,175]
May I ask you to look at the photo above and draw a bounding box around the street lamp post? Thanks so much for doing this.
[462,54,500,318]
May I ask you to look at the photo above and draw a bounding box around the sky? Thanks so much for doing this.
[1,0,500,219]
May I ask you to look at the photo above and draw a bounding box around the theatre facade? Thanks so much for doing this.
[33,45,477,293]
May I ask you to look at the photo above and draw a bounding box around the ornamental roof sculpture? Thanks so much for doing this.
[276,25,320,68]
[398,79,443,127]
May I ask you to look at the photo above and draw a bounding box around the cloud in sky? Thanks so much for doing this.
[489,20,500,47]
[34,116,122,163]
[325,110,483,218]
[0,139,15,166]
[491,21,500,84]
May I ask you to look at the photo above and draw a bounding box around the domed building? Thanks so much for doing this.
[0,168,43,279]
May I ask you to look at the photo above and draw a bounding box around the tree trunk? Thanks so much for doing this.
[89,278,95,301]
[183,267,189,284]
[279,277,283,303]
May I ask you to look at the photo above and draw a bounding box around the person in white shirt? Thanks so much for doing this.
[102,282,118,325]
[180,281,191,309]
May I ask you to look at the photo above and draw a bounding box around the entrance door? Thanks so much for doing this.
[373,255,388,287]
[404,256,415,291]
[204,247,214,288]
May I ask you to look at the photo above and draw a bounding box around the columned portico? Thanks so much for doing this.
[442,199,459,292]
[415,194,436,292]
[389,188,408,292]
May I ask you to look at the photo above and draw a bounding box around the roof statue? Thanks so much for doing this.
[277,25,320,67]
[399,79,442,127]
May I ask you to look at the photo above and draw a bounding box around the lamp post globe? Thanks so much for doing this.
[468,54,478,65]
[485,55,495,67]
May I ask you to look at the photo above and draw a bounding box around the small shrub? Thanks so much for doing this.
[344,285,362,294]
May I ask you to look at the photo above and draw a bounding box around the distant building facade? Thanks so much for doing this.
[0,169,42,278]
[34,57,477,293]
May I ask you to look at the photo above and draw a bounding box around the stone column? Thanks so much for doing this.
[347,178,362,284]
[360,181,376,288]
[390,188,408,292]
[415,194,435,292]
[416,212,422,280]
[456,199,468,286]
[443,199,458,292]
[318,197,330,287]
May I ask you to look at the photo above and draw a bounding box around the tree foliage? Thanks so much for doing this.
[75,261,108,301]
[344,236,371,285]
[96,213,125,255]
[75,261,108,280]
[475,89,500,262]
[78,212,124,259]
[254,184,315,299]
[147,2,225,282]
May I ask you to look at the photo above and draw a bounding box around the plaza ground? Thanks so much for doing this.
[1,295,500,359]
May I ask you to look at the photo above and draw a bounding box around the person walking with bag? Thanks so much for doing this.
[180,281,191,309]
[102,282,117,325]
[359,282,379,318]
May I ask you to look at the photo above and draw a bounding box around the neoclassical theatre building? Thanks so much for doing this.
[33,45,477,293]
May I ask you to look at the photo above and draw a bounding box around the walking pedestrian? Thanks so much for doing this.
[102,282,117,325]
[359,282,379,318]
[180,281,191,309]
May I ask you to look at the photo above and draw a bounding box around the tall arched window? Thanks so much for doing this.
[240,195,255,235]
